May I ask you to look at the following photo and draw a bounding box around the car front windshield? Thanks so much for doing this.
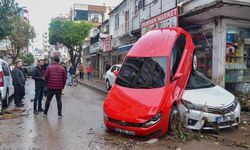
[186,71,215,90]
[116,56,167,89]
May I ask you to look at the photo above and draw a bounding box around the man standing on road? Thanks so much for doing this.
[68,63,76,86]
[44,56,67,117]
[12,60,25,107]
[43,58,49,97]
[32,59,45,114]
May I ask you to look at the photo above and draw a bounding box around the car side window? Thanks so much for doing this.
[2,62,10,76]
[170,34,186,81]
[111,66,117,72]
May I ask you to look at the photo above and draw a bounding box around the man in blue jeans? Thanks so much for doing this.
[32,59,45,114]
[68,64,76,86]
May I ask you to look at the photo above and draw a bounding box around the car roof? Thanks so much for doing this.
[127,27,189,57]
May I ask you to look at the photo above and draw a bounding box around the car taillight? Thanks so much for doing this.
[0,72,4,87]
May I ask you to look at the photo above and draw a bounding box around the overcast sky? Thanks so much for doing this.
[16,0,122,49]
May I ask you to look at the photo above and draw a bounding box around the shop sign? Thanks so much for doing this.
[141,7,178,35]
[118,44,134,53]
[90,42,100,54]
[103,37,112,52]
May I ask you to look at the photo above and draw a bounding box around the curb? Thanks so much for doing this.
[78,81,108,95]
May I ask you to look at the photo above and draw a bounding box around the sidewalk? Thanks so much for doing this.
[78,77,108,95]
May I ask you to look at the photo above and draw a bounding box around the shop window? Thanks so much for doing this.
[170,34,186,81]
[191,30,213,79]
[225,26,250,92]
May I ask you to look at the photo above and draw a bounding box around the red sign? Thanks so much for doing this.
[103,37,112,52]
[141,7,178,35]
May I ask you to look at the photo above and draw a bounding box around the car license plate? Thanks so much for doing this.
[115,128,135,135]
[215,115,235,123]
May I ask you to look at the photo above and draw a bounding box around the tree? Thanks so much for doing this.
[49,19,92,68]
[0,0,21,40]
[9,17,35,63]
[21,53,34,66]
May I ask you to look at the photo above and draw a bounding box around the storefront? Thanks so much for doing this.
[224,24,250,92]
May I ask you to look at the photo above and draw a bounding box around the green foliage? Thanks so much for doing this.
[21,53,34,66]
[49,19,92,67]
[0,0,21,40]
[9,17,35,63]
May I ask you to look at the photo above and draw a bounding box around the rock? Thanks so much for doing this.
[146,138,158,144]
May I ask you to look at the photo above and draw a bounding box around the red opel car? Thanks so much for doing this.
[103,27,196,138]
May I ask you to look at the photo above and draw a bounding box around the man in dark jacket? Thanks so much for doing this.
[44,56,67,117]
[12,59,25,107]
[68,64,76,86]
[43,58,49,97]
[32,59,45,114]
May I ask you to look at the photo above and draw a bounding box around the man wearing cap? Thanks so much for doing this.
[12,59,25,107]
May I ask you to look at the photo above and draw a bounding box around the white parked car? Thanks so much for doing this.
[105,64,121,90]
[180,71,240,130]
[0,59,15,109]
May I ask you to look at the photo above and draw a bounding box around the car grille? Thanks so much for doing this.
[207,100,238,115]
[108,117,144,128]
[203,117,240,128]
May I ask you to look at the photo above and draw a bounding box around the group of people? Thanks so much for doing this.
[12,56,66,117]
[67,63,93,85]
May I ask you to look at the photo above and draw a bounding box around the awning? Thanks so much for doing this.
[118,44,134,53]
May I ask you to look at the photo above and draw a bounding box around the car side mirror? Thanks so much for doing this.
[113,70,119,77]
[173,73,183,81]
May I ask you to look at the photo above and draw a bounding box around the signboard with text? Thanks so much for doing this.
[103,37,112,52]
[141,7,178,35]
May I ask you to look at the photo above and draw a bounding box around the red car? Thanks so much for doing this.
[103,27,196,138]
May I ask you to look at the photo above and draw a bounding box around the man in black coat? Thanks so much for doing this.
[12,60,26,107]
[32,59,45,114]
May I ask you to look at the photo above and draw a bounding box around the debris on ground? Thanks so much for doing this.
[146,138,158,144]
[235,92,250,111]
[0,108,26,120]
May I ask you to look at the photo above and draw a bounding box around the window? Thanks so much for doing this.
[111,66,117,72]
[170,34,186,81]
[186,71,215,90]
[1,62,10,76]
[116,57,167,89]
[115,14,119,29]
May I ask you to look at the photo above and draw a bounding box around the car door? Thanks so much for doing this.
[109,66,117,85]
[1,62,10,98]
[170,33,190,101]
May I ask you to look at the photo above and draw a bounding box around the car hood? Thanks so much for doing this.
[104,85,166,123]
[182,85,235,107]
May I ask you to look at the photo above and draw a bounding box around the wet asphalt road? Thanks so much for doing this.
[0,79,249,150]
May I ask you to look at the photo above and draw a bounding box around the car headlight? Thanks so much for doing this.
[103,111,109,121]
[233,97,239,107]
[143,112,162,128]
[182,100,208,112]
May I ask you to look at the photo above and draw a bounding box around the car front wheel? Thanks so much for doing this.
[2,91,9,108]
[106,80,111,91]
[168,105,181,133]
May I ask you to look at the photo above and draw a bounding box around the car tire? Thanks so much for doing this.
[192,53,197,72]
[168,105,181,133]
[2,90,9,108]
[106,80,111,91]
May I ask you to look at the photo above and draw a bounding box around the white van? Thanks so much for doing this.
[0,59,15,110]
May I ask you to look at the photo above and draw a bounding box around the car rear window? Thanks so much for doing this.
[116,57,167,89]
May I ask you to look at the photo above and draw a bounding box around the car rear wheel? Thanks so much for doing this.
[2,90,9,108]
[106,80,111,91]
[168,105,181,133]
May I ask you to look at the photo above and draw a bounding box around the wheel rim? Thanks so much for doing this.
[193,54,197,70]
